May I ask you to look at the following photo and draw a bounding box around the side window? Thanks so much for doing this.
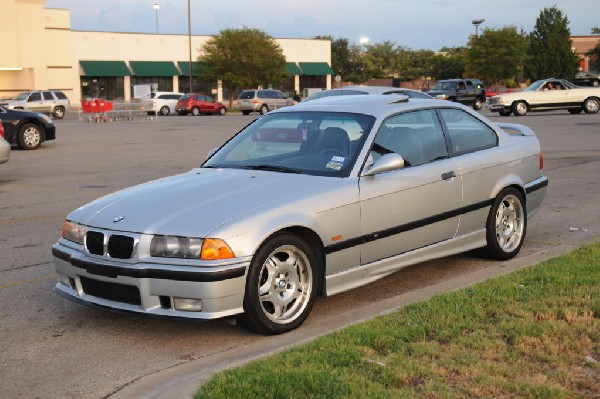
[257,90,268,99]
[54,91,67,99]
[28,93,41,102]
[275,91,286,100]
[439,109,497,155]
[43,91,54,100]
[371,109,448,167]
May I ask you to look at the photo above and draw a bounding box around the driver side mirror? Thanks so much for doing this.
[363,153,405,176]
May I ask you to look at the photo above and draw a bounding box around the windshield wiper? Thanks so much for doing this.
[246,165,303,174]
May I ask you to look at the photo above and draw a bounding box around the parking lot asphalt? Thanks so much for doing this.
[1,109,599,399]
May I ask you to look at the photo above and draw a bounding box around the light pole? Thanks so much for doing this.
[187,0,192,92]
[359,36,369,71]
[153,3,160,34]
[472,19,485,37]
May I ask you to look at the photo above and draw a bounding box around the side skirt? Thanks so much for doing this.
[324,230,487,297]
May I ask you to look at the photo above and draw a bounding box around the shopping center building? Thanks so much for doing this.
[0,0,333,103]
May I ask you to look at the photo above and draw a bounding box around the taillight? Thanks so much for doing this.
[0,120,4,138]
[539,151,544,170]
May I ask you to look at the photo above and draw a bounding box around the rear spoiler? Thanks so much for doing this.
[495,122,536,136]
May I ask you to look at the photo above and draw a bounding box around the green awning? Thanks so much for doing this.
[177,61,205,76]
[299,62,334,76]
[129,61,179,77]
[286,62,302,75]
[80,61,130,77]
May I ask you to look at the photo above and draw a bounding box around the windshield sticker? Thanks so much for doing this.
[326,157,345,170]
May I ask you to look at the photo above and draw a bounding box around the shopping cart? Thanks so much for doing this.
[81,99,113,122]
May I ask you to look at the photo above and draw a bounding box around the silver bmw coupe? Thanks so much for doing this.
[52,95,548,334]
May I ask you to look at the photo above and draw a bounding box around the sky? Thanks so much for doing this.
[44,0,598,51]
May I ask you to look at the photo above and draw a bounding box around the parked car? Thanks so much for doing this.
[485,86,521,97]
[176,93,226,116]
[486,78,600,116]
[0,105,56,150]
[570,71,600,87]
[0,119,10,164]
[52,95,548,335]
[0,90,70,119]
[302,85,433,102]
[142,92,183,116]
[426,79,486,110]
[236,89,291,115]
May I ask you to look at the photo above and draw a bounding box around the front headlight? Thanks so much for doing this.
[62,220,85,244]
[150,235,235,260]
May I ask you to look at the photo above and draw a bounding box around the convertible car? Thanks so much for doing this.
[52,95,548,334]
[486,78,600,116]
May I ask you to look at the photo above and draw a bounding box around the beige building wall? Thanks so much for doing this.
[1,0,332,102]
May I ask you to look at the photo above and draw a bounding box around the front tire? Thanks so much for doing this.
[219,107,227,116]
[241,233,318,335]
[583,98,599,114]
[52,106,65,119]
[512,101,528,116]
[473,97,483,110]
[191,107,200,116]
[18,123,43,150]
[483,188,527,260]
[259,104,269,115]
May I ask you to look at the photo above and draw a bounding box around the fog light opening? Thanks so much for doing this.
[57,273,72,288]
[173,298,203,312]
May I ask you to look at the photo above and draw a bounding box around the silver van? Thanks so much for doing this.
[236,89,291,115]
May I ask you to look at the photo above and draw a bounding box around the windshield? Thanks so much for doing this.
[431,82,456,90]
[525,80,545,92]
[14,93,30,101]
[204,111,376,177]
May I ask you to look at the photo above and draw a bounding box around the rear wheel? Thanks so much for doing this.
[592,80,599,87]
[259,104,269,115]
[52,106,65,119]
[18,123,43,150]
[482,187,526,260]
[159,106,170,116]
[241,233,318,335]
[473,97,483,110]
[583,98,599,114]
[512,101,528,116]
[191,107,200,116]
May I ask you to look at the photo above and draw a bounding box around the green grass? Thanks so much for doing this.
[196,243,600,398]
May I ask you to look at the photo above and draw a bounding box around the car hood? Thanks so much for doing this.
[68,168,333,237]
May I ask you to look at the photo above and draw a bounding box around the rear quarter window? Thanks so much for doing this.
[239,91,255,100]
[53,91,68,99]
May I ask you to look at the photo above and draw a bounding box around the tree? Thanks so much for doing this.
[467,27,527,86]
[587,28,600,71]
[429,47,466,80]
[314,36,354,78]
[198,28,287,104]
[526,6,579,80]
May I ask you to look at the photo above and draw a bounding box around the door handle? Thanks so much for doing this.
[442,171,456,180]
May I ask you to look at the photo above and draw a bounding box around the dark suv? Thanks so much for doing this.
[427,79,486,110]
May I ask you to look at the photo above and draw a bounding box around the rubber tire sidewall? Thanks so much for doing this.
[483,187,527,260]
[259,105,269,115]
[473,97,483,110]
[52,106,65,119]
[583,98,599,114]
[18,123,43,150]
[219,107,226,116]
[191,107,200,116]
[241,233,319,335]
[159,106,170,116]
[512,101,528,116]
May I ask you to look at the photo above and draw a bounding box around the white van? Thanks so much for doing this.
[143,92,184,116]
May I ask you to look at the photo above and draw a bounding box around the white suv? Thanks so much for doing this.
[142,92,184,116]
[1,90,70,119]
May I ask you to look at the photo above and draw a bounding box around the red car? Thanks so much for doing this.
[485,86,521,97]
[175,93,227,116]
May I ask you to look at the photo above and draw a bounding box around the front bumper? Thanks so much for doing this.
[52,242,249,320]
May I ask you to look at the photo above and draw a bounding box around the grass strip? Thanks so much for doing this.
[196,243,600,398]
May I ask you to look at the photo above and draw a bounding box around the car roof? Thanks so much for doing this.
[275,94,462,119]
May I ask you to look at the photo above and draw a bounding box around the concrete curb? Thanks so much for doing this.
[110,234,598,399]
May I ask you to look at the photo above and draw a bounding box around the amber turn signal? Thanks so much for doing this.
[201,238,235,260]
